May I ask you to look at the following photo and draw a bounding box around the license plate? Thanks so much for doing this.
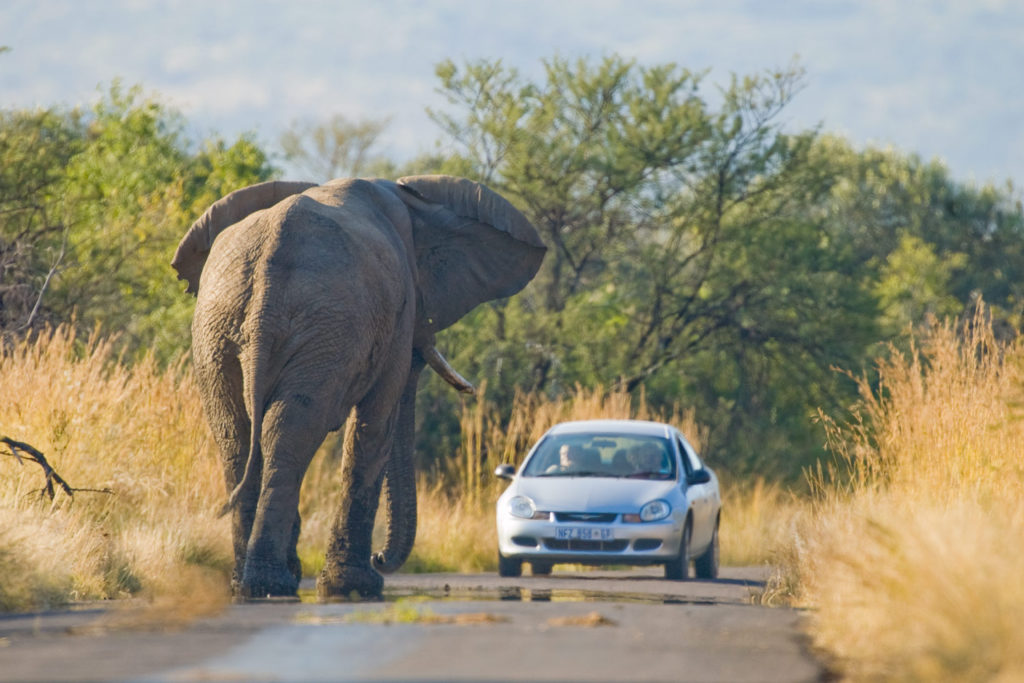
[555,527,614,541]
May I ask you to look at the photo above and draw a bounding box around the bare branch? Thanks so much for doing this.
[0,436,113,501]
[16,228,67,333]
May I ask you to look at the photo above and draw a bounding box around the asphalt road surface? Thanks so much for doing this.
[0,567,827,682]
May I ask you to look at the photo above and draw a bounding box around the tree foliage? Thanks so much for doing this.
[279,114,395,181]
[2,56,1023,479]
[0,83,272,358]
[0,108,81,335]
[409,56,1024,477]
[420,56,883,474]
[810,135,1024,337]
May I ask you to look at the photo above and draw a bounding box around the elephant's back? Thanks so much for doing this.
[199,188,408,306]
[261,192,410,311]
[193,188,414,402]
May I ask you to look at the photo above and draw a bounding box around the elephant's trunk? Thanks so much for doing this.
[372,346,475,574]
[371,354,424,574]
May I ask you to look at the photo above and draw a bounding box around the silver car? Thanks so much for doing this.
[495,419,721,580]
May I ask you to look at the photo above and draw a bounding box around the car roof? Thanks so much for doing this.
[545,419,675,438]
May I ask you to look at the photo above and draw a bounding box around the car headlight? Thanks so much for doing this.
[640,499,671,521]
[622,499,672,523]
[508,495,539,519]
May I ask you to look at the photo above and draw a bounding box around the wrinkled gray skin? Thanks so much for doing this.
[172,176,545,598]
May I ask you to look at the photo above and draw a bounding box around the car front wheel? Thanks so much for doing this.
[530,561,553,576]
[498,551,522,577]
[664,520,691,580]
[694,517,720,580]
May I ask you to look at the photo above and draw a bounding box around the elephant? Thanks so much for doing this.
[171,175,545,598]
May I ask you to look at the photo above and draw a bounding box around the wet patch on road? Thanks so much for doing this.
[295,597,510,626]
[389,584,724,606]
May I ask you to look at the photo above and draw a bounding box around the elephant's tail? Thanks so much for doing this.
[218,343,268,519]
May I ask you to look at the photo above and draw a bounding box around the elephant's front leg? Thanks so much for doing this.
[318,402,396,599]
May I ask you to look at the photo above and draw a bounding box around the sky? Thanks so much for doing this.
[2,0,1022,187]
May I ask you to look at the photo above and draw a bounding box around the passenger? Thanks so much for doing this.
[545,444,584,474]
[629,443,663,475]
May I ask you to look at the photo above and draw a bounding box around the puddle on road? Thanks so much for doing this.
[486,587,715,606]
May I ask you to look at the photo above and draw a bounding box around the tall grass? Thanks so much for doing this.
[1,326,779,613]
[785,311,1024,680]
[0,326,231,612]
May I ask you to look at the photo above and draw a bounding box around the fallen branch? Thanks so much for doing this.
[0,436,113,500]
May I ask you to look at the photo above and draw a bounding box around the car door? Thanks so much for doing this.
[676,432,712,550]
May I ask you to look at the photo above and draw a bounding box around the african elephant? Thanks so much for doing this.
[171,175,545,598]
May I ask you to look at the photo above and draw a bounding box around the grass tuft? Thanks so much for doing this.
[0,324,231,611]
[781,308,1024,680]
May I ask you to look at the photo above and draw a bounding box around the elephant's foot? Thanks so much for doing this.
[238,561,300,599]
[317,562,383,600]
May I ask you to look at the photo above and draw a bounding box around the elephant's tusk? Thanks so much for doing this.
[423,346,475,394]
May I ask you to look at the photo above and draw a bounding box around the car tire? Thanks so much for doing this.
[530,561,553,576]
[497,551,522,577]
[694,517,720,580]
[664,520,691,580]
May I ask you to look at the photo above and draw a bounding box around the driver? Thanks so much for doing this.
[545,443,584,473]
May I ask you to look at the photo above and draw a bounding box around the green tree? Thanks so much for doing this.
[279,114,395,181]
[420,56,879,476]
[811,136,1024,335]
[0,83,273,359]
[873,234,965,334]
[0,108,83,338]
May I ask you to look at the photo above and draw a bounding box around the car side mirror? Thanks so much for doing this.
[686,469,711,486]
[494,464,516,480]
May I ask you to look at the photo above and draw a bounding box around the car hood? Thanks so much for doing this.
[511,477,681,512]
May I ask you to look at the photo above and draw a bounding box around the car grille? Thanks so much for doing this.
[554,512,617,523]
[543,539,629,552]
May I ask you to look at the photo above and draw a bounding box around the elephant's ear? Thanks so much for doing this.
[395,175,546,332]
[171,180,318,295]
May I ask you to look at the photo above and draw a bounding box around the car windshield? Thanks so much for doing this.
[522,433,676,479]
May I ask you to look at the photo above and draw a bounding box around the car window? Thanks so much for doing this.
[676,435,702,473]
[522,433,676,479]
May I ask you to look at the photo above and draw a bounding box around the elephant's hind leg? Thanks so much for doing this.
[318,388,402,600]
[240,395,327,598]
[194,349,258,593]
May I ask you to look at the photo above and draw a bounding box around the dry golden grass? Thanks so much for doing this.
[0,325,231,614]
[718,477,803,568]
[1,325,778,616]
[784,310,1024,681]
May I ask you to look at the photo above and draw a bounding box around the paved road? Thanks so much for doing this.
[0,567,826,682]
